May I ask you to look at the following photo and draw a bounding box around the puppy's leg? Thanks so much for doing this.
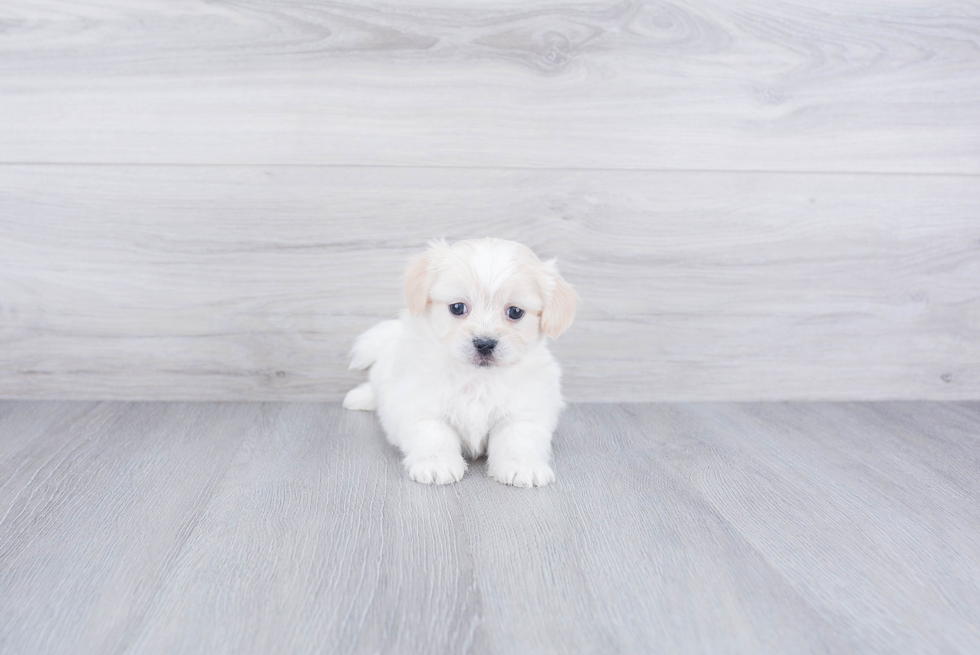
[399,419,467,485]
[486,421,555,488]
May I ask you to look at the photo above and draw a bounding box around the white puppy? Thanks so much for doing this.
[343,237,577,487]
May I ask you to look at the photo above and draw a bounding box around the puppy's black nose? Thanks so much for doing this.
[473,338,497,356]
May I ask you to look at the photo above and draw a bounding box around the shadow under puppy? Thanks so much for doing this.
[344,238,577,487]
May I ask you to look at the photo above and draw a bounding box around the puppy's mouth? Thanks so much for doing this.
[474,354,497,368]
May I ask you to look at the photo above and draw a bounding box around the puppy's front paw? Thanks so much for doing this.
[405,453,467,485]
[487,459,555,488]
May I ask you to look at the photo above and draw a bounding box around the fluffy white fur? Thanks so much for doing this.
[343,237,577,488]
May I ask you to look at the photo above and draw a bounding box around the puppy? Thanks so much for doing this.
[343,238,577,487]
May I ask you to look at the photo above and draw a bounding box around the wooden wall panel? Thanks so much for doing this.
[1,166,977,401]
[0,0,978,171]
[1,0,977,400]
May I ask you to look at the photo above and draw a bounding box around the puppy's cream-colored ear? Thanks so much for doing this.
[540,261,577,339]
[404,239,448,316]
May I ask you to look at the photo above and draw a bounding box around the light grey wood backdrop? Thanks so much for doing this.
[1,0,978,401]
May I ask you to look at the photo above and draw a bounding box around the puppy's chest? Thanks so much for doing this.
[445,381,506,458]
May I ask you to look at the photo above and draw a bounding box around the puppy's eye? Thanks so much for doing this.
[507,306,524,320]
[449,303,467,316]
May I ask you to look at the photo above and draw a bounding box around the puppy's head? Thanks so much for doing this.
[405,238,576,368]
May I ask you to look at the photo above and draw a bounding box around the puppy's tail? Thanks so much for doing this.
[343,382,376,411]
[345,320,400,412]
[348,319,402,371]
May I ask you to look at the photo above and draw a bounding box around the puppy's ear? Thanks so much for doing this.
[404,239,448,316]
[540,260,577,339]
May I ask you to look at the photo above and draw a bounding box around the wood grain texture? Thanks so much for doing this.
[628,402,980,652]
[0,0,978,171]
[1,401,979,653]
[1,165,978,402]
[0,401,258,654]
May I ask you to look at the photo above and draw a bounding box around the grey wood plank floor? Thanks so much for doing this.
[1,401,978,654]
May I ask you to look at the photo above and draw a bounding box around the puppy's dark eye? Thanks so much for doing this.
[507,306,524,320]
[449,303,467,316]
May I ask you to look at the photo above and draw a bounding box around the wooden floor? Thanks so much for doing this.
[1,401,979,653]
